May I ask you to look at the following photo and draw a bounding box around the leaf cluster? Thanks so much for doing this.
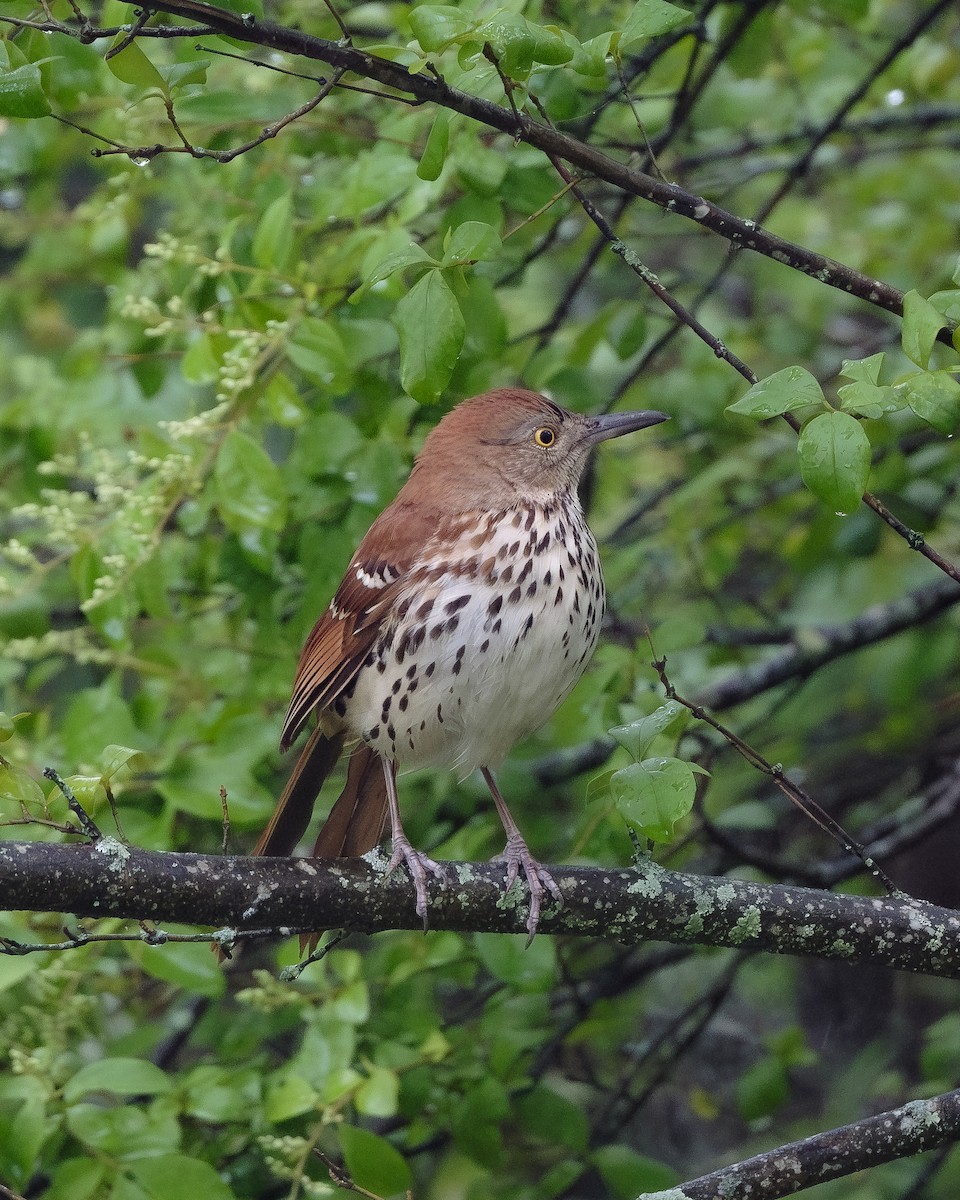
[2,0,960,1197]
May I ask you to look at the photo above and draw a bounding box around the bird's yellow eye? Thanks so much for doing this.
[534,427,556,447]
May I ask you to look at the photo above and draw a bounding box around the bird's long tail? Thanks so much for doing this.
[311,741,389,858]
[253,728,389,859]
[245,730,389,955]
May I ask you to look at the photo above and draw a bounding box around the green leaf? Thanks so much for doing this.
[408,6,477,52]
[0,953,40,995]
[180,1065,261,1124]
[479,13,536,77]
[737,1057,789,1122]
[157,59,209,93]
[286,317,351,392]
[451,1077,509,1166]
[105,37,166,92]
[127,939,227,998]
[517,1086,589,1153]
[99,744,147,780]
[0,761,46,809]
[442,220,502,265]
[902,289,948,368]
[797,410,871,513]
[328,978,370,1024]
[525,20,575,66]
[0,61,51,119]
[0,1076,51,1187]
[474,932,557,989]
[612,757,699,843]
[417,110,450,181]
[45,1158,106,1200]
[338,1125,412,1197]
[213,428,287,533]
[455,144,508,196]
[618,0,689,52]
[593,1144,678,1199]
[839,352,885,385]
[264,1073,318,1122]
[928,288,960,324]
[573,32,615,76]
[837,381,902,419]
[609,700,687,759]
[355,1065,400,1117]
[394,270,465,403]
[727,365,824,418]
[63,776,107,814]
[128,1155,235,1200]
[921,1013,960,1081]
[181,333,221,384]
[64,1058,172,1103]
[899,370,960,434]
[252,190,294,272]
[361,243,435,292]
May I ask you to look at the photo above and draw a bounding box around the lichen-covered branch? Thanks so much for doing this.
[639,1087,960,1200]
[1,840,959,977]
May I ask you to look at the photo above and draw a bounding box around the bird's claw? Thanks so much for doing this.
[387,834,445,930]
[494,834,563,942]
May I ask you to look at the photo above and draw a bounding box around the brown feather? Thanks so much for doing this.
[253,727,345,857]
[312,744,388,858]
[279,527,422,750]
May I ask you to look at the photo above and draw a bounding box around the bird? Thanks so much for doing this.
[252,387,669,939]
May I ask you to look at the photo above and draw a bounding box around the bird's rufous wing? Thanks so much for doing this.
[279,549,407,751]
[279,488,452,750]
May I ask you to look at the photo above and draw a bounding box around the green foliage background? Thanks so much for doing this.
[2,0,960,1196]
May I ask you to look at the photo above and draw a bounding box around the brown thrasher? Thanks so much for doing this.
[253,388,668,937]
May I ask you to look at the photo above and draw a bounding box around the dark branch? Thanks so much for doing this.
[699,574,960,712]
[675,103,960,171]
[642,1087,960,1200]
[2,840,960,978]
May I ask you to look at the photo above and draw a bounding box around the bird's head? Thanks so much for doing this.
[413,388,669,504]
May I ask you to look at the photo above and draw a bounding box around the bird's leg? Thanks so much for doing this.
[481,767,563,941]
[381,756,444,930]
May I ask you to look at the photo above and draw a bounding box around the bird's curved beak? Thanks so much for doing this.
[583,409,670,444]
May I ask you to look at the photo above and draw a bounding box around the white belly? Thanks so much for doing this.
[342,501,604,775]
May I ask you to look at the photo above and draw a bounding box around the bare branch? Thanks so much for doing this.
[2,840,960,978]
[699,574,960,711]
[640,1088,960,1200]
[652,655,899,893]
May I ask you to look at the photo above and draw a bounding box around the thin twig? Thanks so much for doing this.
[651,654,901,895]
[313,1151,385,1199]
[104,6,149,58]
[42,768,102,841]
[219,785,230,855]
[539,136,757,383]
[751,0,955,227]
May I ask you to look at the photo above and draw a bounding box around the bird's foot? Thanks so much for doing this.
[494,834,563,943]
[386,834,445,930]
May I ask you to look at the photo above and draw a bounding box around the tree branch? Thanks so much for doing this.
[2,840,960,978]
[698,574,960,712]
[639,1087,960,1200]
[89,0,952,342]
